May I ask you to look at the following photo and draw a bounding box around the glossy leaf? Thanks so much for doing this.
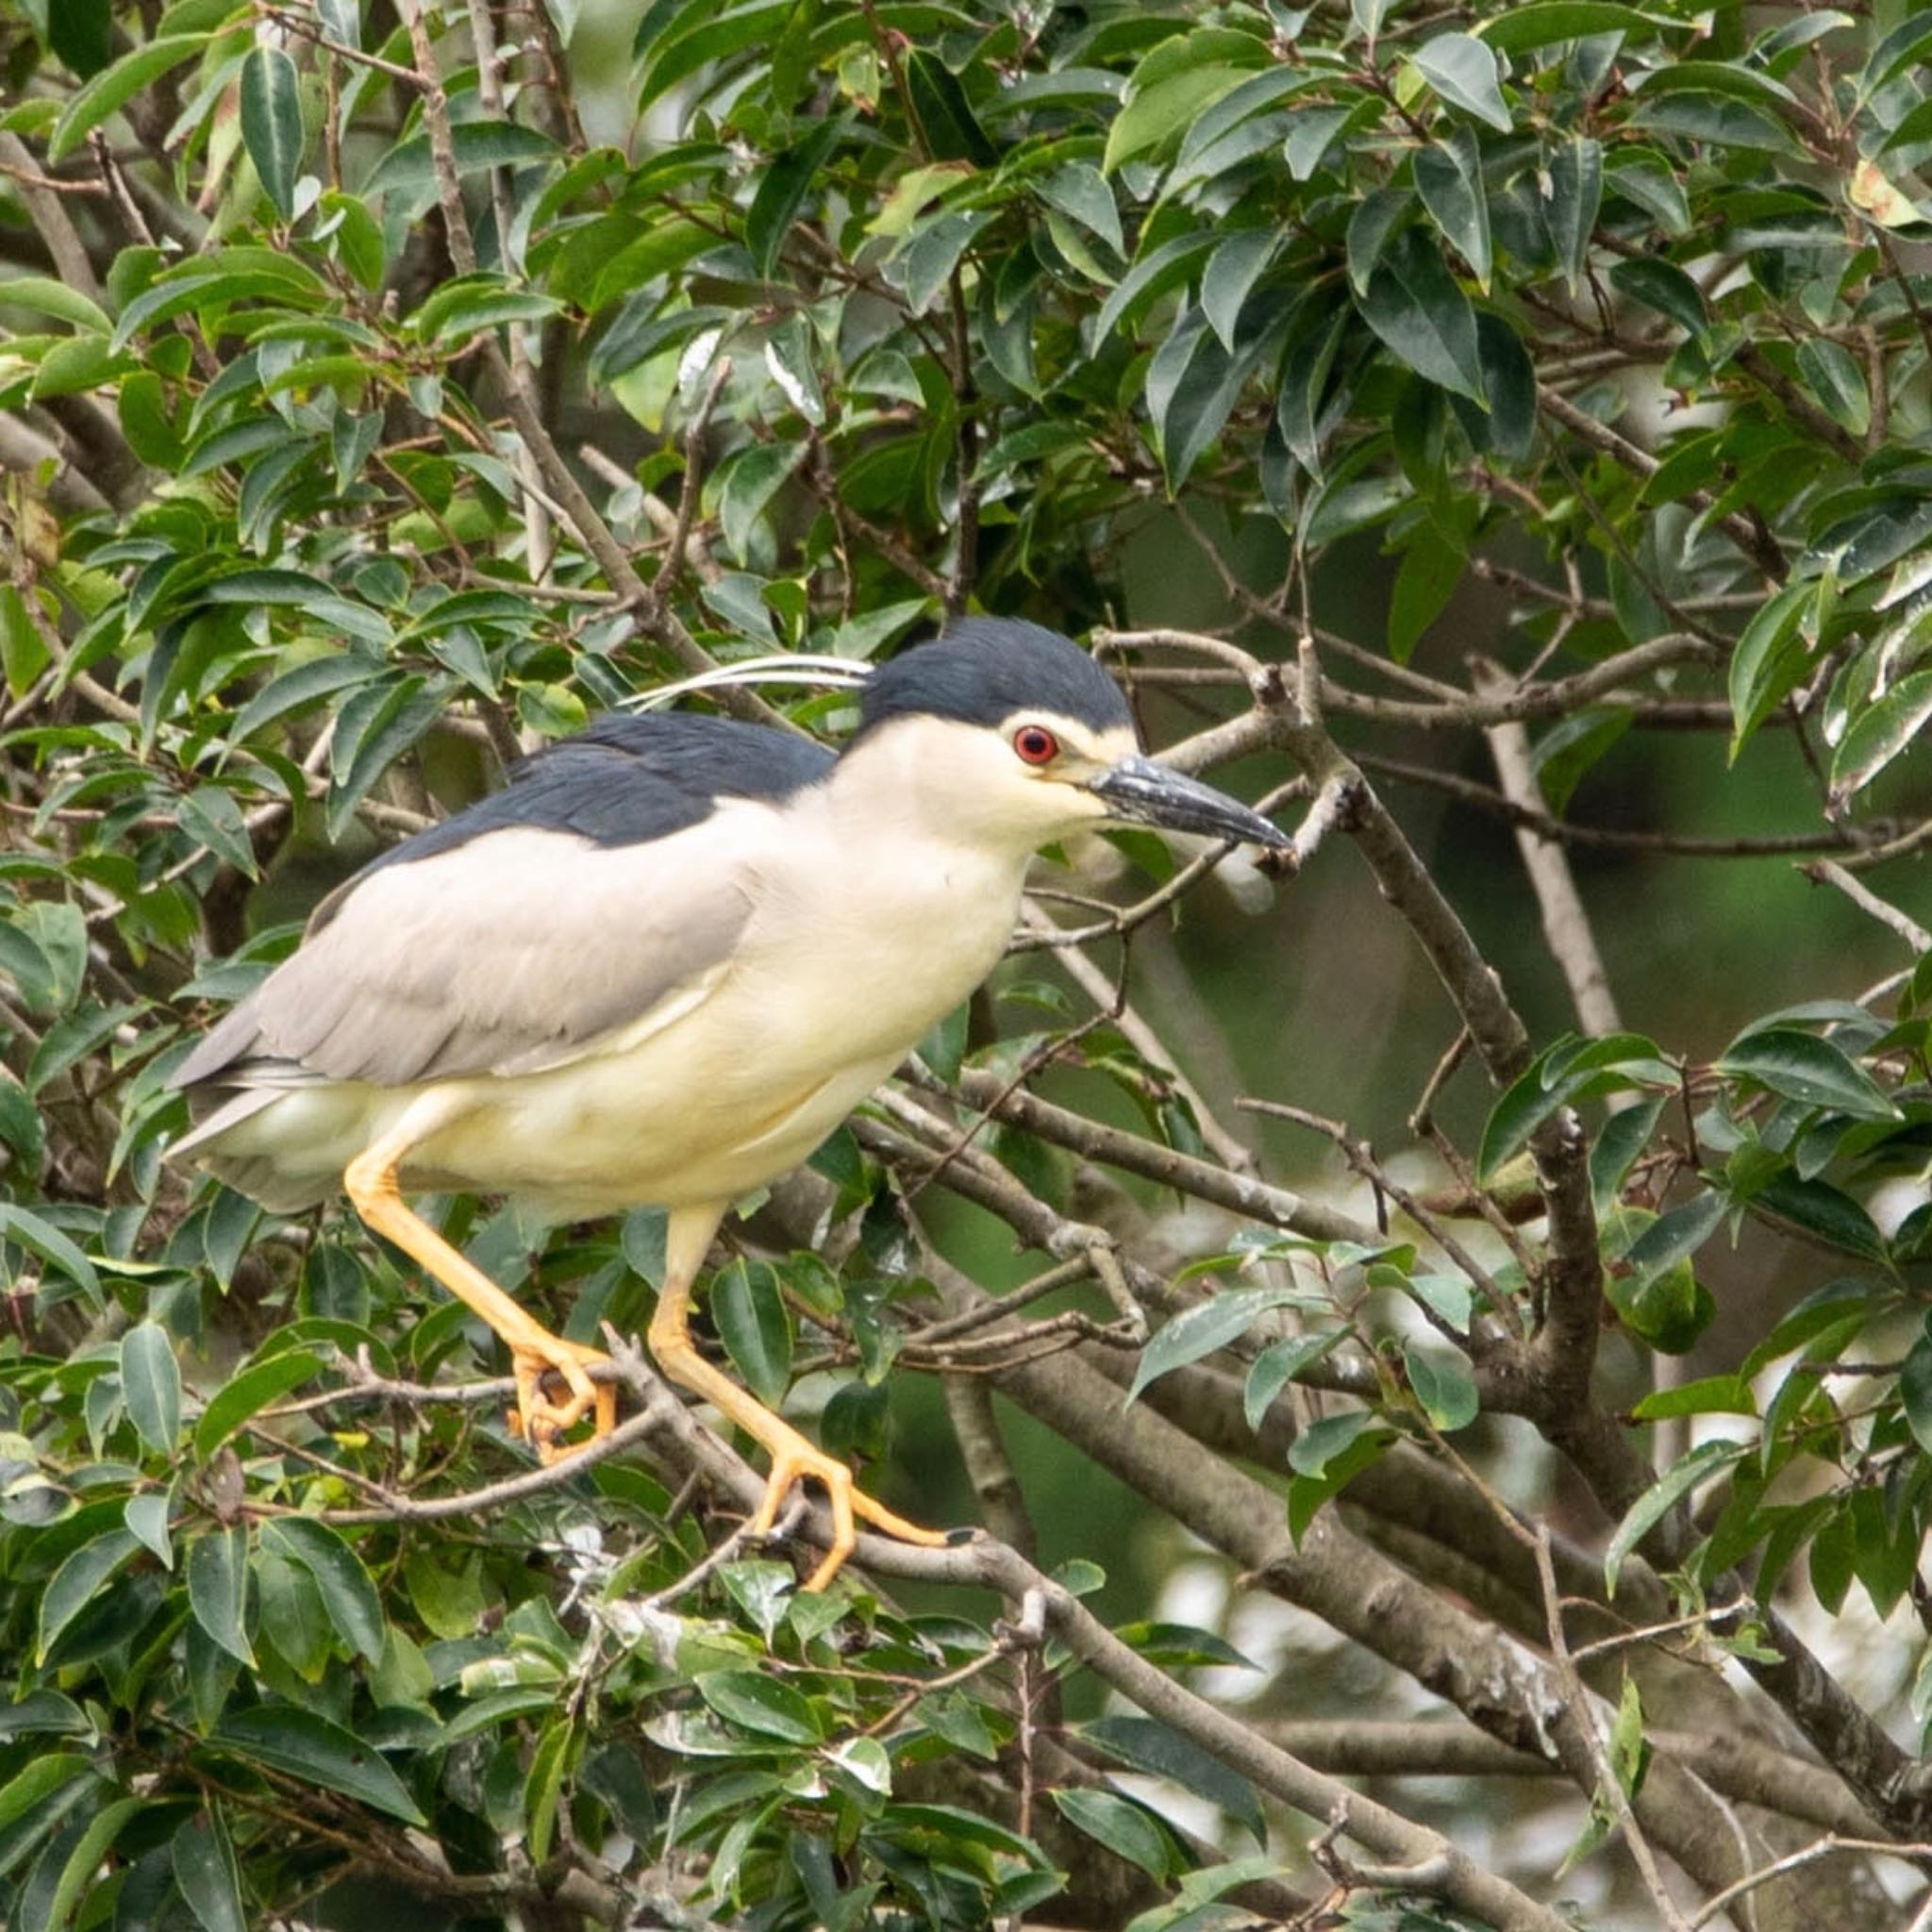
[1414,127,1491,291]
[213,1707,427,1824]
[240,46,304,220]
[120,1322,181,1454]
[1051,1789,1172,1880]
[1716,1027,1895,1119]
[1359,228,1487,405]
[697,1671,823,1743]
[1411,34,1513,132]
[710,1259,792,1410]
[187,1527,253,1666]
[259,1519,385,1663]
[1405,1341,1479,1431]
[192,1351,324,1460]
[1605,1440,1747,1592]
[172,1808,246,1932]
[1127,1288,1299,1404]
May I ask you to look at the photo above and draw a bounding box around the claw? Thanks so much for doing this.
[748,1434,951,1592]
[510,1336,616,1463]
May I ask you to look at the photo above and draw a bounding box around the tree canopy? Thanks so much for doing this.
[4,0,1932,1927]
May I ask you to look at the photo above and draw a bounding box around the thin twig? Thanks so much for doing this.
[1687,1836,1932,1930]
[1802,860,1932,954]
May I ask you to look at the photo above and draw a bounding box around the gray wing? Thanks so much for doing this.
[172,818,759,1094]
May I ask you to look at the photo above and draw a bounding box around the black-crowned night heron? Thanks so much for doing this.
[169,619,1289,1588]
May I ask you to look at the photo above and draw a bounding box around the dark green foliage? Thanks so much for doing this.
[7,0,1932,1926]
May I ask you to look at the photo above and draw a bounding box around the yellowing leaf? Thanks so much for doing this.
[1849,158,1921,227]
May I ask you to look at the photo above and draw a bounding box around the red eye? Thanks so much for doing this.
[1013,725,1059,765]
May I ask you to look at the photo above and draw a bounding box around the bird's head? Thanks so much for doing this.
[845,619,1291,856]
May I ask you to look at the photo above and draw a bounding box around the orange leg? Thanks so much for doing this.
[344,1134,614,1461]
[650,1206,950,1591]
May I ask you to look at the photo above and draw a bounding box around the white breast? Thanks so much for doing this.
[405,790,1030,1216]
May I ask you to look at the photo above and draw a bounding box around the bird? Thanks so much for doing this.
[168,618,1291,1590]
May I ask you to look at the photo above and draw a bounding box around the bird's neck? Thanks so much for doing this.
[823,718,1062,871]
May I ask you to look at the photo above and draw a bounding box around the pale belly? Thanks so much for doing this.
[212,880,1014,1217]
[198,820,1026,1220]
[408,1029,905,1216]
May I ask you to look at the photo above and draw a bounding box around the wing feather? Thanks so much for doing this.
[175,819,761,1092]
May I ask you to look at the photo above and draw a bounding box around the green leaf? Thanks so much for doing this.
[1093,232,1217,342]
[1716,1027,1895,1119]
[1796,337,1870,440]
[1104,30,1269,174]
[213,1707,427,1824]
[1347,189,1411,299]
[19,1796,140,1931]
[1605,151,1690,233]
[259,1519,385,1663]
[37,1529,141,1664]
[525,1719,576,1863]
[1476,1031,1673,1182]
[904,49,996,166]
[120,1321,181,1454]
[1740,1278,1871,1379]
[1631,1374,1756,1421]
[1604,1439,1746,1592]
[1127,1288,1298,1404]
[125,1493,173,1569]
[172,1808,246,1932]
[1621,1190,1726,1285]
[1726,579,1816,758]
[412,274,563,343]
[1546,137,1602,292]
[233,653,379,742]
[1608,258,1707,340]
[1359,228,1486,406]
[29,333,133,401]
[714,441,806,561]
[188,1527,254,1666]
[0,1205,99,1302]
[1411,33,1513,132]
[1829,669,1932,805]
[193,1350,323,1460]
[1404,1340,1478,1431]
[50,34,211,160]
[1477,4,1659,52]
[1752,1172,1886,1260]
[1388,521,1463,661]
[0,276,111,334]
[1053,1790,1174,1881]
[745,115,847,279]
[1082,1715,1265,1845]
[363,121,558,195]
[696,1670,823,1743]
[49,0,112,76]
[1145,314,1245,491]
[1607,1674,1648,1798]
[709,1259,791,1410]
[1809,1503,1856,1614]
[0,1755,97,1861]
[1288,1408,1387,1478]
[1200,228,1274,352]
[326,677,443,842]
[240,45,304,220]
[1414,127,1491,291]
[1590,1093,1666,1216]
[1899,1324,1932,1457]
[1036,162,1124,258]
[117,371,185,470]
[1243,1330,1344,1430]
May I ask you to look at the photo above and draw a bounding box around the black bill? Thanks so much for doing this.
[1088,756,1291,848]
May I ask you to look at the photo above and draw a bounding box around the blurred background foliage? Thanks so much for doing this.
[6,0,1932,1926]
